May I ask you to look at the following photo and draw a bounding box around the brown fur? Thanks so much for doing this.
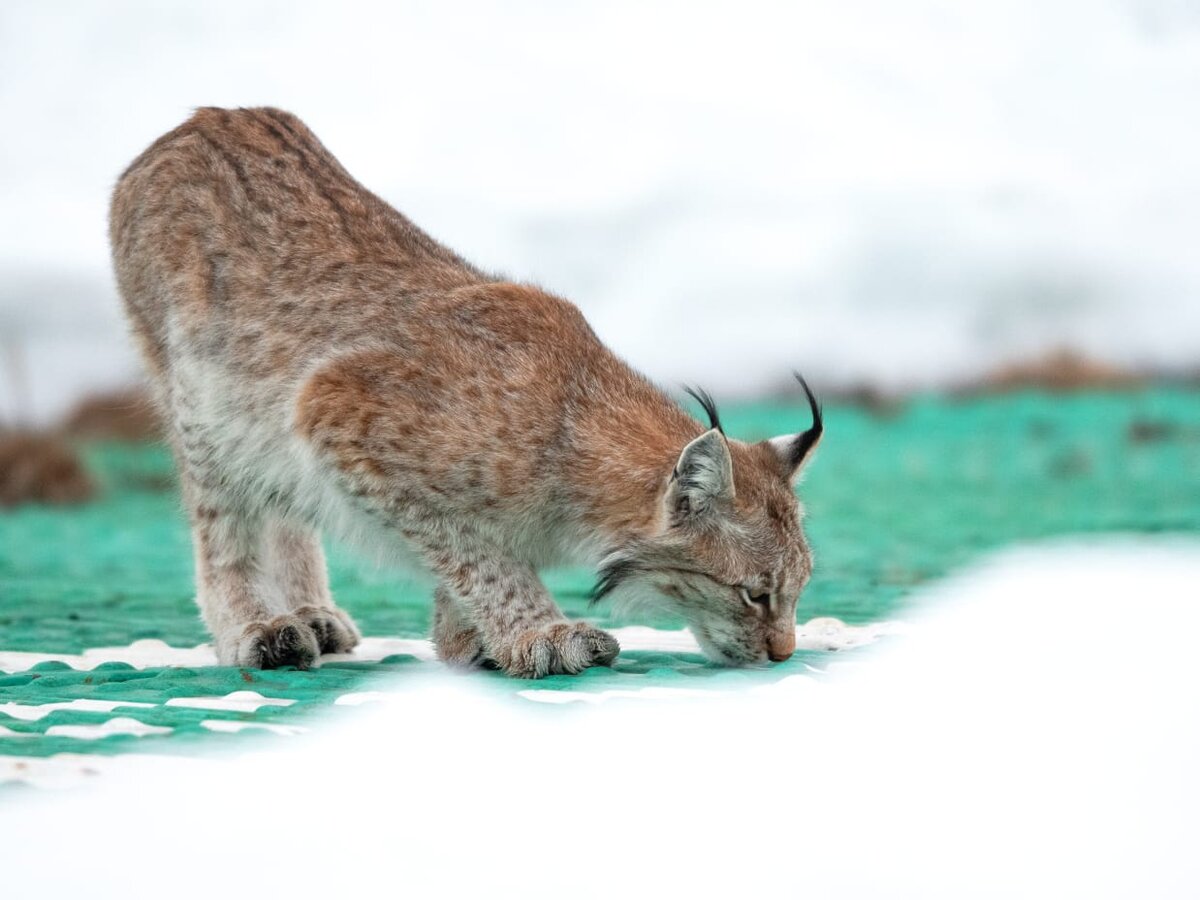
[109,107,820,675]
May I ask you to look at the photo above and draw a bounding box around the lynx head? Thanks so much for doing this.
[594,375,823,665]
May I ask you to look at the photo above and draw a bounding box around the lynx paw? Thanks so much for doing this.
[221,615,321,670]
[502,622,620,679]
[293,604,361,654]
[433,586,494,669]
[434,620,491,669]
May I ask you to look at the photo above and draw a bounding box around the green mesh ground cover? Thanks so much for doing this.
[2,388,1198,762]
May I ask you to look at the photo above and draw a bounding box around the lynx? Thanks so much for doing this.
[109,107,823,678]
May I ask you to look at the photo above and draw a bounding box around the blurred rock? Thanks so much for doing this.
[823,383,907,417]
[1126,419,1178,444]
[0,431,95,507]
[61,386,161,442]
[964,348,1142,394]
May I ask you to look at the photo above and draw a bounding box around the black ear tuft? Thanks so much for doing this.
[683,386,724,435]
[788,371,824,468]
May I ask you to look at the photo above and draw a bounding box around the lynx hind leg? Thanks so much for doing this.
[262,518,361,655]
[433,584,491,669]
[188,498,320,670]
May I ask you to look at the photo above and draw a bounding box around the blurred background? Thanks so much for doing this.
[2,2,1200,828]
[2,0,1200,424]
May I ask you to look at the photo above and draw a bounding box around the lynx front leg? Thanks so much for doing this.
[262,518,361,655]
[429,549,619,678]
[432,584,489,669]
[189,499,320,670]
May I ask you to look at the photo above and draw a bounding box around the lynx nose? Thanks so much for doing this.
[767,632,795,662]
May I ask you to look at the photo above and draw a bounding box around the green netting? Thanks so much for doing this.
[2,388,1198,760]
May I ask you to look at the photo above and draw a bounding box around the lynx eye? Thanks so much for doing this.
[739,587,772,611]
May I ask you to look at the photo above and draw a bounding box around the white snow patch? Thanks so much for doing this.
[0,753,219,791]
[0,639,217,674]
[43,717,172,740]
[164,691,296,713]
[610,618,906,655]
[327,636,437,663]
[518,686,735,705]
[0,699,155,722]
[200,720,306,737]
[333,691,392,707]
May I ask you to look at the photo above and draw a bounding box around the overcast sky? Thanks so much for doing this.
[2,0,1199,420]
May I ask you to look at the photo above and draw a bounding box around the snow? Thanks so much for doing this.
[199,720,306,736]
[3,1,1200,422]
[0,698,155,722]
[163,691,295,713]
[1,537,1197,897]
[43,717,172,740]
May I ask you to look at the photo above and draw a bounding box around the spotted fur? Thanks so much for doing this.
[109,107,822,676]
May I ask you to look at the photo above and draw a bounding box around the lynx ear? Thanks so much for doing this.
[666,428,735,518]
[766,372,824,481]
